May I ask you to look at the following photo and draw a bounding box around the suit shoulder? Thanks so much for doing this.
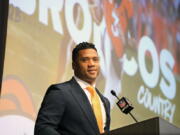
[100,94,110,107]
[103,96,110,104]
[49,80,71,89]
[96,89,110,103]
[45,79,72,94]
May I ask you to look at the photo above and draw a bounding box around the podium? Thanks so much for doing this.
[106,117,180,135]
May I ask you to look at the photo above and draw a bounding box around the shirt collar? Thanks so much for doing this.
[74,76,96,89]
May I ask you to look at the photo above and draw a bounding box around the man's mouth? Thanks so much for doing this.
[88,70,97,74]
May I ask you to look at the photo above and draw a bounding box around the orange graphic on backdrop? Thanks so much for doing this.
[0,78,36,120]
[103,0,133,58]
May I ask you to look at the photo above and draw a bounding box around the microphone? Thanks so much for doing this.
[111,90,120,100]
[111,90,138,123]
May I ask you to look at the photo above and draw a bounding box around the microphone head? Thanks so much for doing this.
[111,90,117,96]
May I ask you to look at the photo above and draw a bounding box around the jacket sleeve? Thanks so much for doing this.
[34,85,65,135]
[104,97,111,134]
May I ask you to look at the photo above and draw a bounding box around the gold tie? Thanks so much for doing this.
[86,86,104,133]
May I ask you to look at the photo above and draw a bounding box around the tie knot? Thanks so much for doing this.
[86,86,96,96]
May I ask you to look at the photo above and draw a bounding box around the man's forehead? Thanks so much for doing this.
[78,49,98,56]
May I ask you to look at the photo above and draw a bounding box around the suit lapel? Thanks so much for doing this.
[69,78,100,133]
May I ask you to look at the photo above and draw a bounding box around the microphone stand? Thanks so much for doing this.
[111,90,138,123]
[129,112,138,123]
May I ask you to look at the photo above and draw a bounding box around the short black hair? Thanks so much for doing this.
[72,42,97,62]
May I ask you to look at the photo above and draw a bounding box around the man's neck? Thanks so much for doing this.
[74,76,96,87]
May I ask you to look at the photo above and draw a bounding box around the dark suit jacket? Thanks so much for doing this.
[34,77,111,135]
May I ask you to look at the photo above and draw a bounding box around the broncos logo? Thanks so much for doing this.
[0,76,36,134]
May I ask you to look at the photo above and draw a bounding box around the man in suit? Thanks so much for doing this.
[34,42,111,135]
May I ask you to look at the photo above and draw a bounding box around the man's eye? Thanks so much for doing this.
[81,58,89,62]
[80,57,99,62]
[93,57,99,61]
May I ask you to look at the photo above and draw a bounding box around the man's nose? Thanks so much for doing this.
[88,59,95,66]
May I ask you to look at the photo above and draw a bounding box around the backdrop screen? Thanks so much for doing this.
[0,0,180,134]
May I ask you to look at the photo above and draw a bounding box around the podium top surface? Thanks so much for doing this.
[109,117,180,135]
